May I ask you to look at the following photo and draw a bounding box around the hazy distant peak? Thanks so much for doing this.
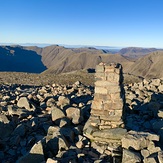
[119,47,162,59]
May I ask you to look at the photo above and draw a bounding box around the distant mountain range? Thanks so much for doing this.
[0,44,162,79]
[119,47,162,59]
[39,45,130,74]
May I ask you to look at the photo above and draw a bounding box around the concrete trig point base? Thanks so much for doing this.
[84,63,127,157]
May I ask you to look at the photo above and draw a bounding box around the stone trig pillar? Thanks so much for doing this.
[91,62,124,129]
[84,63,126,152]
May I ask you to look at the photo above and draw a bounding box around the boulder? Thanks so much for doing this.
[51,106,65,122]
[147,141,161,154]
[17,97,33,111]
[141,149,150,158]
[17,140,45,163]
[122,149,141,163]
[57,96,70,108]
[66,107,82,124]
[58,136,69,151]
[151,79,161,86]
[122,131,148,150]
[12,124,26,137]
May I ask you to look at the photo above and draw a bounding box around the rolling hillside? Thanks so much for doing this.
[126,51,163,79]
[40,45,132,74]
[119,47,160,59]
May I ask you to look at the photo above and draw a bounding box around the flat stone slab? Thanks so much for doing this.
[122,131,160,151]
[92,128,127,140]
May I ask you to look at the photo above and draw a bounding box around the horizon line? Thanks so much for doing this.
[0,42,162,49]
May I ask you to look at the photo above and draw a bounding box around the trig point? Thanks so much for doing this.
[84,62,126,154]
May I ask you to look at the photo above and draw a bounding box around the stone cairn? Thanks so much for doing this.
[92,62,125,129]
[84,63,127,159]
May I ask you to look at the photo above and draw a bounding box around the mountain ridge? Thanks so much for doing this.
[127,51,163,79]
[119,47,162,59]
[0,45,46,73]
[0,45,162,80]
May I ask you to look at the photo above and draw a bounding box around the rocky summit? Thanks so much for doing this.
[0,64,163,163]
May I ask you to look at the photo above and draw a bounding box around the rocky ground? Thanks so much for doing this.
[0,72,162,163]
[0,71,142,86]
[123,78,163,162]
[0,71,94,86]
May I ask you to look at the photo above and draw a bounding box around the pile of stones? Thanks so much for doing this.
[0,82,106,163]
[84,63,127,162]
[123,78,163,162]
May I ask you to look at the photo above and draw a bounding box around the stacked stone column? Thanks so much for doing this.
[90,62,124,130]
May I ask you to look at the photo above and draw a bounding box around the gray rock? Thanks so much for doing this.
[158,110,163,118]
[51,106,65,122]
[91,142,105,154]
[141,149,150,158]
[17,140,45,163]
[0,101,7,106]
[46,98,56,107]
[143,156,158,163]
[84,117,99,140]
[46,158,58,163]
[47,126,60,136]
[122,131,148,150]
[147,133,160,141]
[126,93,137,100]
[76,140,84,149]
[151,79,161,86]
[66,107,82,124]
[147,141,161,154]
[158,85,163,92]
[46,126,60,155]
[74,81,81,86]
[58,136,69,151]
[12,124,26,137]
[58,117,71,128]
[57,96,70,108]
[92,128,127,140]
[122,149,141,163]
[0,114,9,123]
[2,95,10,101]
[17,97,33,111]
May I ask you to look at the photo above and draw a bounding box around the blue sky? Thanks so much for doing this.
[0,0,163,48]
